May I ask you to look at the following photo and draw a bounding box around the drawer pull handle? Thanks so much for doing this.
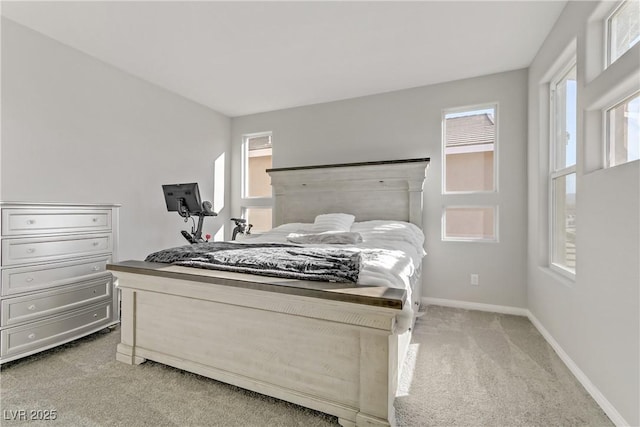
[92,217,98,222]
[93,290,97,294]
[26,248,36,254]
[93,313,98,318]
[92,266,100,271]
[26,219,36,225]
[25,277,34,283]
[92,242,99,246]
[27,333,36,340]
[27,304,36,311]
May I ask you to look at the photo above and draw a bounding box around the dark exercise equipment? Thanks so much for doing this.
[230,217,252,240]
[162,183,217,244]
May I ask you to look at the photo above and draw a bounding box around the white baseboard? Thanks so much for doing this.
[527,312,629,427]
[422,297,629,427]
[421,297,529,316]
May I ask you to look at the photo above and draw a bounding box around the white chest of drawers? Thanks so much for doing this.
[0,202,120,363]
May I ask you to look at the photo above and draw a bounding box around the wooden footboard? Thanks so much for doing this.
[110,261,409,427]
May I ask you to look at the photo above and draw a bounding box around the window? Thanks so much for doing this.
[443,105,497,193]
[242,207,273,234]
[442,206,497,242]
[607,0,640,66]
[442,104,498,242]
[550,62,577,276]
[242,133,272,198]
[606,91,640,167]
[241,132,273,233]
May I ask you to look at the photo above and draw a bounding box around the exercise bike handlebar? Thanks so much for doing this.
[231,217,252,240]
[177,200,217,244]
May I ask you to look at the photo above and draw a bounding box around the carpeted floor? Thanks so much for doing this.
[0,306,613,426]
[394,306,613,427]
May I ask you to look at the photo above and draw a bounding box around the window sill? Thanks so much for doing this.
[544,264,576,285]
[442,190,498,196]
[442,237,499,243]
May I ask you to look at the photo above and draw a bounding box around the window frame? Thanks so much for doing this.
[441,103,499,195]
[241,131,273,200]
[441,102,499,244]
[441,205,499,243]
[604,90,640,168]
[549,59,578,279]
[240,131,273,233]
[605,0,640,67]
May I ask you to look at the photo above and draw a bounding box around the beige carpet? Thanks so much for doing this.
[395,306,613,426]
[0,306,613,426]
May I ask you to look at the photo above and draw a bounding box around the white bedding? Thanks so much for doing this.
[243,220,426,332]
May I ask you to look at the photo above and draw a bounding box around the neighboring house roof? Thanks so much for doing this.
[248,135,272,151]
[446,113,495,147]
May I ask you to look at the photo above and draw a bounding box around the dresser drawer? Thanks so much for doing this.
[1,274,113,327]
[2,233,112,266]
[2,208,111,236]
[1,256,111,296]
[1,302,113,358]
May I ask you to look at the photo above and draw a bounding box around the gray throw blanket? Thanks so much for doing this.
[145,242,360,283]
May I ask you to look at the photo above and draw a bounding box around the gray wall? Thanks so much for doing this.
[232,69,529,309]
[5,7,636,425]
[527,2,639,425]
[1,19,231,260]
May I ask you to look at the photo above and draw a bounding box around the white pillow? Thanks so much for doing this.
[351,220,425,251]
[311,213,355,232]
[286,231,363,245]
[269,222,313,233]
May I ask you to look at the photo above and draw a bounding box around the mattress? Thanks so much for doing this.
[145,219,425,332]
[244,219,426,331]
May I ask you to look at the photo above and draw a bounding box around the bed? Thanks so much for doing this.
[107,158,429,427]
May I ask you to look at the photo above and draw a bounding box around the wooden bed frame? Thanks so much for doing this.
[108,158,429,427]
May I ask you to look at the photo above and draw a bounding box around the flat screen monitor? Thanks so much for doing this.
[162,183,202,215]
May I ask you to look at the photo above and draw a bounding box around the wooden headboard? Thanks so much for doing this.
[267,158,430,228]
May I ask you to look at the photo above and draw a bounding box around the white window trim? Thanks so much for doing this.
[441,205,499,243]
[550,258,577,281]
[604,90,640,168]
[240,131,274,233]
[605,0,639,68]
[241,131,273,200]
[441,102,499,195]
[549,168,577,279]
[605,1,623,67]
[548,59,577,278]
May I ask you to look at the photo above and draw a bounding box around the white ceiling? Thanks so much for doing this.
[1,1,567,117]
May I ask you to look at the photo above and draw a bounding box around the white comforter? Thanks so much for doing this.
[243,220,426,332]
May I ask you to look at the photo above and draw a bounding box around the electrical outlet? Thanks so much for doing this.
[470,274,479,286]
